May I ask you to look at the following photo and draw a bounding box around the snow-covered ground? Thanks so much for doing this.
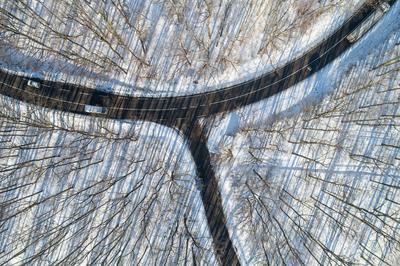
[206,3,400,264]
[0,0,399,265]
[0,98,220,264]
[0,0,363,96]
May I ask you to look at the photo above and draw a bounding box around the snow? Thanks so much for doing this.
[0,96,220,264]
[225,112,241,137]
[205,2,400,263]
[0,0,399,265]
[0,0,363,96]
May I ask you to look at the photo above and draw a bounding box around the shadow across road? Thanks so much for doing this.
[0,1,396,265]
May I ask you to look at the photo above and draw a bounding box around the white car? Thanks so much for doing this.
[379,2,390,13]
[84,105,108,114]
[346,3,390,43]
[27,79,41,89]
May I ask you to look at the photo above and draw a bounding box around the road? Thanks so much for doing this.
[0,1,396,265]
[0,1,397,124]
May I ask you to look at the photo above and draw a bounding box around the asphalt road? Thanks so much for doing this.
[0,1,397,124]
[0,1,396,266]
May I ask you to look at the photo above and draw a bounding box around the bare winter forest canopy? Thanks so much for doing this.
[1,0,361,95]
[0,0,399,265]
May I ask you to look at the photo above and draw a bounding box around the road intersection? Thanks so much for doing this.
[0,1,396,265]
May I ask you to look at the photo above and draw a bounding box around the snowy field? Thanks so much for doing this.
[1,0,362,96]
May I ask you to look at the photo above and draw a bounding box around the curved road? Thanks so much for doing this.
[0,1,396,124]
[0,1,396,265]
